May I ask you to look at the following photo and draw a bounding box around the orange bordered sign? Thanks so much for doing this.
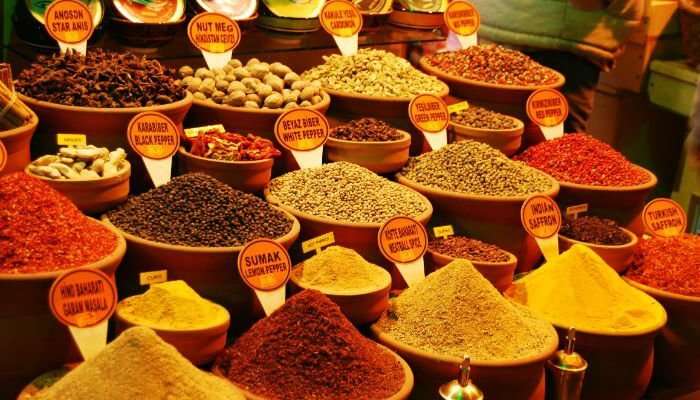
[526,89,569,127]
[237,239,292,291]
[0,141,7,173]
[521,194,562,239]
[444,0,480,36]
[49,268,117,328]
[319,0,363,37]
[44,0,94,44]
[643,198,687,238]
[127,111,180,160]
[187,12,241,54]
[378,216,428,264]
[274,108,330,152]
[409,94,449,133]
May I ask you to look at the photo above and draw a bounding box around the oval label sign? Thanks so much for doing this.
[319,0,363,38]
[444,0,480,36]
[521,194,562,239]
[0,141,7,173]
[526,89,569,128]
[643,198,687,238]
[409,94,449,134]
[274,108,330,152]
[49,268,118,328]
[127,112,180,160]
[44,0,94,44]
[378,216,428,264]
[187,12,241,54]
[237,239,292,292]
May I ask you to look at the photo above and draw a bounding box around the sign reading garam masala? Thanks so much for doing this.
[127,112,180,160]
[44,0,94,45]
[187,12,241,54]
[320,0,363,37]
[642,198,687,238]
[409,94,449,150]
[275,108,329,152]
[238,239,292,292]
[49,268,117,329]
[0,141,7,173]
[444,0,480,36]
[379,216,428,264]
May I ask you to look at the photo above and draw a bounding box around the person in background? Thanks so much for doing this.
[471,0,645,133]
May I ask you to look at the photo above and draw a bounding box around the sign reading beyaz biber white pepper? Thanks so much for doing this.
[274,108,329,169]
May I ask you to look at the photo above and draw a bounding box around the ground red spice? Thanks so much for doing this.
[0,173,117,273]
[514,134,650,186]
[626,234,700,297]
[214,290,405,400]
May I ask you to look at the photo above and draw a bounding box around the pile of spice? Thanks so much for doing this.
[0,81,33,130]
[0,173,117,274]
[28,146,128,180]
[34,327,244,400]
[268,162,429,224]
[106,173,292,247]
[626,234,700,297]
[187,129,281,161]
[293,246,391,294]
[330,118,404,142]
[117,280,229,330]
[178,58,324,109]
[302,48,446,98]
[508,244,666,333]
[16,49,185,108]
[398,141,554,197]
[560,216,631,246]
[450,105,519,130]
[429,236,511,263]
[214,290,405,399]
[373,259,556,360]
[515,134,651,186]
[423,45,559,86]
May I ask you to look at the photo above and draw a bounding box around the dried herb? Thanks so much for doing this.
[330,118,403,142]
[429,236,510,263]
[560,216,630,246]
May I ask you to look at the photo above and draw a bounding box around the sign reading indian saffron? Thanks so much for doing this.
[521,194,561,261]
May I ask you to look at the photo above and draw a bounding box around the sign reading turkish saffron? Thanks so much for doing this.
[526,89,568,140]
[642,198,687,238]
[378,216,428,286]
[44,0,93,55]
[127,111,180,187]
[319,0,362,55]
[0,141,7,173]
[188,12,240,69]
[409,94,449,150]
[274,108,329,169]
[521,194,561,261]
[444,0,479,36]
[238,239,292,316]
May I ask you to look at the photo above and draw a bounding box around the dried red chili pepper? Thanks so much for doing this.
[187,129,281,161]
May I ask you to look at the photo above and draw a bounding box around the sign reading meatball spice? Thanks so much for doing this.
[526,89,568,140]
[444,0,480,48]
[379,216,428,286]
[127,111,180,187]
[44,0,94,55]
[187,12,241,69]
[275,108,329,169]
[409,94,448,150]
[319,0,362,56]
[521,194,561,261]
[238,239,292,315]
[642,198,687,238]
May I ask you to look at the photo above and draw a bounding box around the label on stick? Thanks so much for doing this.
[565,203,588,219]
[0,141,7,173]
[526,89,568,140]
[127,112,180,160]
[642,198,687,238]
[379,216,428,264]
[521,195,562,239]
[302,232,336,254]
[319,0,363,37]
[433,225,454,239]
[49,269,117,329]
[444,0,480,36]
[238,239,292,292]
[447,101,469,114]
[44,0,94,45]
[139,270,168,286]
[57,133,87,146]
[409,94,449,150]
[187,12,241,54]
[274,109,329,152]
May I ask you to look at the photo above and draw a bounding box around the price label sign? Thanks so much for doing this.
[127,112,180,187]
[44,0,94,55]
[49,268,117,360]
[521,194,562,261]
[526,89,568,140]
[643,198,687,238]
[0,141,7,173]
[378,216,428,286]
[139,270,168,286]
[302,232,336,254]
[444,0,480,48]
[238,239,292,316]
[565,203,588,220]
[433,225,454,239]
[57,133,87,146]
[319,0,363,56]
[447,101,469,114]
[409,94,449,150]
[187,12,241,70]
[274,108,329,169]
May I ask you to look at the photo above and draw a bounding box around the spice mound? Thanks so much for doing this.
[429,236,511,263]
[515,134,651,187]
[178,58,325,109]
[374,259,556,360]
[28,145,128,180]
[34,327,244,400]
[117,280,229,330]
[16,49,185,108]
[560,216,631,246]
[508,244,666,334]
[106,173,293,247]
[302,48,446,98]
[268,162,429,224]
[293,246,391,294]
[450,105,519,130]
[214,290,405,400]
[399,140,554,197]
[424,45,560,86]
[330,118,404,142]
[626,234,700,297]
[187,129,281,161]
[0,173,117,274]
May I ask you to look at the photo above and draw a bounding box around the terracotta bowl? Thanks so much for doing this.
[371,323,559,400]
[558,227,639,274]
[108,15,186,47]
[325,130,411,174]
[361,10,392,30]
[0,221,125,399]
[396,174,560,272]
[449,116,525,156]
[626,279,700,388]
[0,109,38,175]
[418,57,566,104]
[425,248,517,292]
[212,343,415,400]
[17,365,76,399]
[177,147,273,193]
[388,9,444,29]
[25,162,131,215]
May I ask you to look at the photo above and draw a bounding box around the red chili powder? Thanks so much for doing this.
[214,290,405,400]
[514,134,650,186]
[0,173,117,273]
[626,234,700,297]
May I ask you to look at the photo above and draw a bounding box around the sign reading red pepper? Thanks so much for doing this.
[127,111,180,187]
[319,0,363,56]
[521,194,562,261]
[274,108,329,169]
[409,94,449,150]
[44,0,94,55]
[378,216,428,286]
[642,198,687,238]
[238,239,292,316]
[444,0,480,48]
[526,89,568,140]
[187,12,241,70]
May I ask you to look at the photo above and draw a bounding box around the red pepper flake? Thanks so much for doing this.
[188,130,281,161]
[514,134,651,187]
[0,173,117,274]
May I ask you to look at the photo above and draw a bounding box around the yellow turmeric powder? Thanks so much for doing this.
[117,280,229,330]
[507,244,666,334]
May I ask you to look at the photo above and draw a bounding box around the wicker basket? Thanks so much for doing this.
[680,0,700,67]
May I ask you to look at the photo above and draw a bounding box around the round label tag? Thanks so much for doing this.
[319,0,363,37]
[127,112,180,160]
[274,108,330,152]
[444,0,480,36]
[378,216,428,264]
[49,268,117,328]
[521,194,562,239]
[409,94,449,133]
[642,198,687,238]
[0,141,7,173]
[44,0,94,45]
[526,89,569,128]
[237,239,292,291]
[187,12,241,54]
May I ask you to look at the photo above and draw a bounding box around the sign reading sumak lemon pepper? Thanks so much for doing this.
[526,89,569,140]
[521,194,562,261]
[187,12,241,70]
[238,239,292,316]
[319,0,363,56]
[378,216,428,287]
[275,108,329,169]
[444,0,480,48]
[44,0,94,55]
[127,111,180,187]
[642,198,687,238]
[409,94,449,150]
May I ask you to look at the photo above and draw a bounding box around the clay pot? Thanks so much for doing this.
[361,10,392,30]
[178,147,273,193]
[0,221,125,399]
[325,131,411,174]
[323,84,449,119]
[396,175,560,272]
[371,323,559,400]
[388,9,445,29]
[0,109,37,175]
[108,15,186,47]
[25,162,131,215]
[425,248,517,292]
[449,116,524,156]
[558,227,638,273]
